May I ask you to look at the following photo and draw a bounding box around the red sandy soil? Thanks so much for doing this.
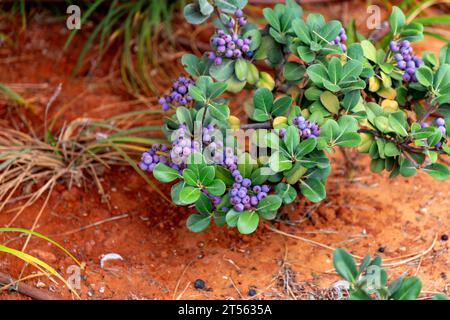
[0,2,449,300]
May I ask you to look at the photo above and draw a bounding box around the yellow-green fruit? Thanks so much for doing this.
[381,99,399,112]
[357,133,374,153]
[273,116,287,128]
[369,76,381,92]
[257,72,275,91]
[377,86,397,100]
[301,109,310,118]
[247,63,259,85]
[228,115,241,129]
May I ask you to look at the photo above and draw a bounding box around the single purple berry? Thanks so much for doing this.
[436,118,445,127]
[234,203,244,212]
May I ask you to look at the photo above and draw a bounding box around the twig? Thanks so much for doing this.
[52,213,129,237]
[0,272,62,300]
[240,121,272,130]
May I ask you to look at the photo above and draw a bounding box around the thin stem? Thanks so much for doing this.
[240,121,272,130]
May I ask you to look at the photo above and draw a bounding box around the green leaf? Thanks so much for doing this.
[389,6,406,35]
[415,65,433,87]
[333,248,358,283]
[320,119,340,142]
[360,40,377,63]
[181,54,204,77]
[374,115,390,133]
[252,108,270,122]
[335,132,361,147]
[269,152,293,172]
[370,158,385,173]
[320,91,340,114]
[388,113,408,136]
[195,193,213,214]
[257,195,282,212]
[341,60,363,81]
[206,179,226,196]
[153,163,180,182]
[208,102,230,121]
[207,82,228,99]
[184,3,210,24]
[349,288,372,300]
[307,63,329,86]
[237,153,256,178]
[226,209,240,227]
[176,107,193,132]
[275,183,297,204]
[320,20,342,42]
[199,166,215,185]
[300,178,325,203]
[423,163,450,180]
[284,126,300,154]
[283,61,305,81]
[297,45,315,63]
[292,19,311,44]
[171,182,185,205]
[209,59,235,81]
[253,88,273,114]
[272,96,293,116]
[235,58,248,81]
[399,158,416,177]
[384,142,401,157]
[391,277,422,300]
[237,211,260,234]
[186,214,211,232]
[198,0,214,15]
[188,85,206,103]
[183,168,198,186]
[439,44,450,65]
[179,186,201,204]
[295,138,317,158]
[327,57,342,84]
[263,8,281,31]
[432,293,449,300]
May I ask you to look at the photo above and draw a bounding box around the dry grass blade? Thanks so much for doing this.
[0,112,168,220]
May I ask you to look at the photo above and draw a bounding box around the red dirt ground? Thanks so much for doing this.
[0,2,449,300]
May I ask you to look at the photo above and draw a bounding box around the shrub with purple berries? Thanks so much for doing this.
[138,2,450,236]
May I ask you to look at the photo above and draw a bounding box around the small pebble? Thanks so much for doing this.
[194,279,205,290]
[248,288,257,297]
[441,234,448,241]
[378,246,385,253]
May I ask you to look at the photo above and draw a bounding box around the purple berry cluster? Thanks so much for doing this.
[330,28,347,52]
[421,117,447,149]
[390,40,423,82]
[280,116,320,139]
[206,10,253,65]
[229,170,270,212]
[139,144,169,172]
[158,75,194,111]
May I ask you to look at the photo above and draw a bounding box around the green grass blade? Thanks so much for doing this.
[0,228,82,268]
[0,244,80,298]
